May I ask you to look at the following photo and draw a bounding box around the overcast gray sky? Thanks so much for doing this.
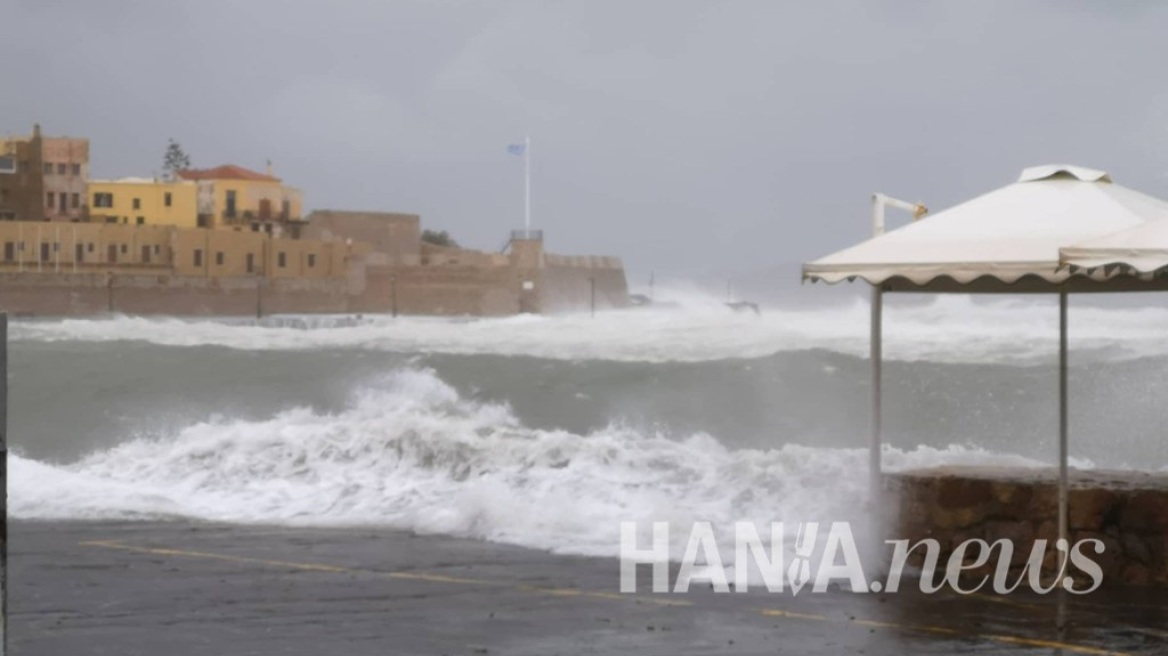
[5,0,1168,287]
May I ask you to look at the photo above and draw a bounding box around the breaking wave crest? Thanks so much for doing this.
[11,367,1051,558]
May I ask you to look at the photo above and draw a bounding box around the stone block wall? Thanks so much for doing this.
[886,466,1168,586]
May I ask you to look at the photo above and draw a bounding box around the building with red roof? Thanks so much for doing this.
[177,163,302,234]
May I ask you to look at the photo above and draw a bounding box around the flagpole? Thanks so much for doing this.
[524,134,531,235]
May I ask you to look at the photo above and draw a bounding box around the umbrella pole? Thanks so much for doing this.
[870,285,883,505]
[1057,289,1070,629]
[868,195,887,508]
[1058,290,1068,552]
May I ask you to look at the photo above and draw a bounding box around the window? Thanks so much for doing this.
[132,198,141,210]
[0,155,16,173]
[71,192,80,208]
[120,244,128,254]
[136,217,144,225]
[246,253,255,273]
[105,216,117,224]
[141,245,151,263]
[164,192,172,207]
[93,192,114,208]
[153,244,160,255]
[53,241,59,252]
[215,251,224,266]
[43,162,53,175]
[277,251,286,268]
[225,190,237,218]
[71,163,81,175]
[1,188,7,202]
[59,192,67,213]
[307,253,316,268]
[3,242,13,261]
[46,192,54,209]
[88,242,94,252]
[57,163,66,175]
[193,249,203,267]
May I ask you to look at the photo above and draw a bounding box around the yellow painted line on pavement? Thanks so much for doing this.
[79,540,351,574]
[80,539,688,607]
[518,586,692,607]
[387,571,492,586]
[984,634,1130,656]
[80,539,1131,654]
[759,608,828,621]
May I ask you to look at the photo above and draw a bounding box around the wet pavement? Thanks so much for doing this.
[8,520,1168,655]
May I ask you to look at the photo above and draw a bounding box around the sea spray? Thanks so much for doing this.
[11,294,1168,364]
[11,367,1054,562]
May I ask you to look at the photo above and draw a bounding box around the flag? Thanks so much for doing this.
[507,143,526,156]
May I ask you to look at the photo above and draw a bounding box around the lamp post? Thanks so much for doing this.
[391,274,398,318]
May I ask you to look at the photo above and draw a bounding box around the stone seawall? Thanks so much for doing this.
[1,253,632,317]
[0,272,349,317]
[355,264,522,316]
[539,256,630,314]
[886,466,1168,586]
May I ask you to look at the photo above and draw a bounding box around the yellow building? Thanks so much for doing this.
[87,178,199,228]
[178,164,304,234]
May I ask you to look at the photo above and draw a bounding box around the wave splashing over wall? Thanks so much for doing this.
[13,294,1168,364]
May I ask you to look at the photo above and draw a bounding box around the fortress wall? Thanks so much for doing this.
[0,272,349,317]
[538,256,630,314]
[355,264,521,316]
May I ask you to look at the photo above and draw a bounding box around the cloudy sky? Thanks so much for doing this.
[5,1,1168,287]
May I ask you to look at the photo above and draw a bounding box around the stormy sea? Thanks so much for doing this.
[9,287,1168,561]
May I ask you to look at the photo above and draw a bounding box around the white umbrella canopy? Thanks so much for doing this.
[803,164,1168,289]
[1060,219,1168,275]
[801,164,1168,589]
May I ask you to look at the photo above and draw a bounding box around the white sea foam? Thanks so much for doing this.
[11,292,1168,364]
[10,367,1066,560]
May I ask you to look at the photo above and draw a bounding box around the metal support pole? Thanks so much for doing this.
[869,194,886,504]
[866,193,926,506]
[1,312,9,655]
[524,135,531,234]
[1058,290,1069,554]
[391,275,398,318]
[1057,288,1069,629]
[590,277,596,317]
[870,286,883,502]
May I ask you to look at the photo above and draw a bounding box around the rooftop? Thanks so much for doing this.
[178,164,280,183]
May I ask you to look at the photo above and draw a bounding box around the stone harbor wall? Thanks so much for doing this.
[0,272,349,317]
[885,466,1168,586]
